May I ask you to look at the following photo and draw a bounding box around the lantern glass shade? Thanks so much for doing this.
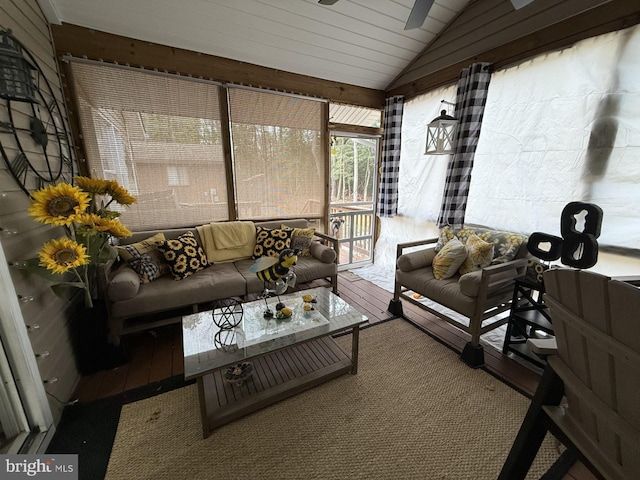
[0,30,38,103]
[425,110,458,155]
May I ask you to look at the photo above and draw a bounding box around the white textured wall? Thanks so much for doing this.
[467,25,640,250]
[370,25,640,279]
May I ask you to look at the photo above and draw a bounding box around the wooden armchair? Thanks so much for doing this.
[499,268,640,480]
[388,235,528,367]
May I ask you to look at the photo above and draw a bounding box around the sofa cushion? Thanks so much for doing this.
[282,225,315,257]
[117,232,169,283]
[236,256,337,295]
[458,268,520,297]
[253,226,292,258]
[432,238,467,280]
[459,234,494,276]
[107,264,140,301]
[109,263,246,320]
[157,231,209,280]
[396,267,477,317]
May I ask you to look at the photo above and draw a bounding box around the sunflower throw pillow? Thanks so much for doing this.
[157,231,208,280]
[458,234,494,276]
[434,226,456,252]
[253,227,292,258]
[432,237,467,280]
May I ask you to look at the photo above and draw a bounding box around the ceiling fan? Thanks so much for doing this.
[317,0,537,31]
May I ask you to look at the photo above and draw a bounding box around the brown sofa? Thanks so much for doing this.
[99,219,338,344]
[388,225,529,367]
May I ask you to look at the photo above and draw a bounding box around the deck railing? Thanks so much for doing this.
[329,202,374,266]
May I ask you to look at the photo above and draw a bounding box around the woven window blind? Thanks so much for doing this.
[70,61,227,231]
[228,88,325,220]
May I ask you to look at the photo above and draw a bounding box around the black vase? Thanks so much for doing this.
[71,300,129,375]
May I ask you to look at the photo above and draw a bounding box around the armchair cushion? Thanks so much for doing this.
[459,234,494,275]
[458,268,519,297]
[432,237,467,280]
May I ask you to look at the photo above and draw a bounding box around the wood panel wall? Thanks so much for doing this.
[50,24,386,110]
[0,0,80,423]
[388,0,640,98]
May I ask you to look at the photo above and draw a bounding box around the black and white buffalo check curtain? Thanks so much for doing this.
[377,95,404,217]
[437,63,492,229]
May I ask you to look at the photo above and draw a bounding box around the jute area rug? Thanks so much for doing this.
[105,319,559,480]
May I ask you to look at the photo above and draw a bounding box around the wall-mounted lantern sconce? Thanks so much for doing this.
[0,29,38,103]
[425,100,458,155]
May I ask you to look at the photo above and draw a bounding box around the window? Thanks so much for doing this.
[167,166,189,187]
[70,62,330,230]
[70,62,227,230]
[228,88,325,220]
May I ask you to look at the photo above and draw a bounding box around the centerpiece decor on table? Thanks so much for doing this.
[27,177,136,308]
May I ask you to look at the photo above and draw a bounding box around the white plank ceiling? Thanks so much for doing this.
[41,0,470,90]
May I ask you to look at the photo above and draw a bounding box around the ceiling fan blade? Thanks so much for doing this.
[404,0,435,30]
[510,0,535,9]
[318,0,339,5]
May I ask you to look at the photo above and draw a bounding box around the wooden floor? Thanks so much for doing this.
[72,271,596,480]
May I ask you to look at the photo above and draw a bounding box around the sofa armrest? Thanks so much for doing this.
[476,258,528,300]
[98,259,141,302]
[395,237,439,272]
[309,242,337,264]
[104,261,141,302]
[397,248,437,272]
[96,258,117,300]
[311,231,338,264]
[486,258,528,288]
[396,237,439,256]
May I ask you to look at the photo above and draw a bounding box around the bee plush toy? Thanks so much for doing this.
[249,249,299,318]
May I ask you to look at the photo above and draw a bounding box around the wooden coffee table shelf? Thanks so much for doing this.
[198,335,353,437]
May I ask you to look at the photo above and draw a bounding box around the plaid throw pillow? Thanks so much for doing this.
[118,233,169,283]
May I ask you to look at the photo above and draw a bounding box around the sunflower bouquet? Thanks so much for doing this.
[27,177,136,308]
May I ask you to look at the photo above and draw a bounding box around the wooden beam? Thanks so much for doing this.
[218,87,236,221]
[50,23,386,109]
[387,0,640,99]
[328,124,383,137]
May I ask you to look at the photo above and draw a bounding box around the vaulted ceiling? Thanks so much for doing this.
[41,0,629,95]
[42,0,470,90]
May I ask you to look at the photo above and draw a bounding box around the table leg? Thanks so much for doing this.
[351,324,360,374]
[197,376,211,438]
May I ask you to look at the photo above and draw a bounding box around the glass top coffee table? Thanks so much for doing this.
[182,286,368,437]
